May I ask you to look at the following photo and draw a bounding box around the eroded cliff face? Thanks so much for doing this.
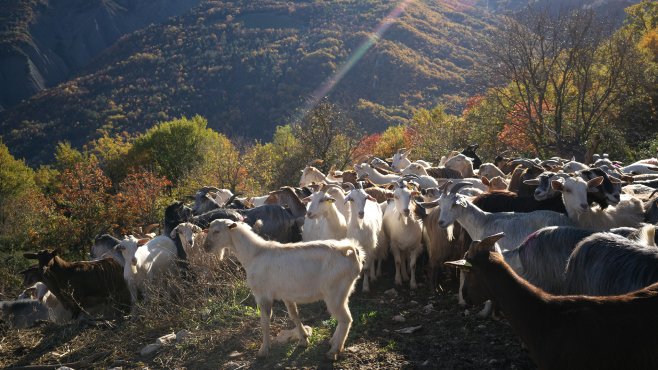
[0,0,200,109]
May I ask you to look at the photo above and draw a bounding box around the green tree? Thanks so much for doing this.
[129,115,218,185]
[0,141,52,251]
[410,105,462,164]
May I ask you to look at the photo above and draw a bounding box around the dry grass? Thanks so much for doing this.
[0,255,536,369]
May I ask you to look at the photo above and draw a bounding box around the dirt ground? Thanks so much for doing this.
[0,261,536,369]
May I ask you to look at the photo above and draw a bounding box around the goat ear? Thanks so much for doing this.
[456,197,468,208]
[343,196,351,204]
[523,178,540,186]
[481,176,490,186]
[301,196,311,204]
[202,229,209,234]
[551,180,564,191]
[444,259,472,271]
[480,232,505,247]
[170,229,177,238]
[386,192,394,199]
[228,223,238,229]
[137,238,150,246]
[587,176,604,188]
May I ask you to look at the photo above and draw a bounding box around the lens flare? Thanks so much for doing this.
[295,0,416,122]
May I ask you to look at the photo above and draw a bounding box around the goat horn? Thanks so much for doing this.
[441,181,453,195]
[448,182,473,195]
[417,199,440,209]
[223,194,239,207]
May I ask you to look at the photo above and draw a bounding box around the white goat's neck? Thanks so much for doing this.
[323,203,347,234]
[454,200,488,241]
[227,226,268,270]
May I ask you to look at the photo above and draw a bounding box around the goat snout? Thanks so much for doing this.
[403,209,410,216]
[438,220,447,228]
[358,211,365,219]
[306,212,315,219]
[579,204,589,212]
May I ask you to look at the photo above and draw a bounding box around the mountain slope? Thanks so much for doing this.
[1,0,500,164]
[0,0,202,110]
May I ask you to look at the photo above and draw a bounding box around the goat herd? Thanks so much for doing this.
[6,144,658,368]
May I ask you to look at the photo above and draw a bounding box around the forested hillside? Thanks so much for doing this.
[0,0,498,164]
[0,0,202,110]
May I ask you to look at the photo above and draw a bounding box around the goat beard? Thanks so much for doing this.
[131,257,138,275]
[445,224,455,241]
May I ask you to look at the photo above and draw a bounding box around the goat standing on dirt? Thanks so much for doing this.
[203,219,363,360]
[447,233,658,370]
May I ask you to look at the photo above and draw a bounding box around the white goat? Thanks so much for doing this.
[300,166,341,187]
[210,189,235,205]
[323,184,351,221]
[437,183,573,254]
[345,188,386,292]
[171,222,209,262]
[552,176,645,230]
[203,220,363,360]
[444,154,476,178]
[562,160,590,173]
[114,235,178,312]
[478,163,505,179]
[414,160,432,168]
[437,177,488,193]
[18,282,72,324]
[621,159,658,175]
[35,282,71,324]
[354,163,399,185]
[481,176,508,192]
[382,182,424,289]
[302,190,347,241]
[401,163,440,189]
[391,148,413,172]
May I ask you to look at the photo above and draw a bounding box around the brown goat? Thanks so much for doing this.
[364,187,393,203]
[265,186,307,219]
[24,250,131,318]
[447,233,658,370]
[423,206,467,292]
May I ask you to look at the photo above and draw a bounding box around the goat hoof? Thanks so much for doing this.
[325,351,339,361]
[410,282,417,290]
